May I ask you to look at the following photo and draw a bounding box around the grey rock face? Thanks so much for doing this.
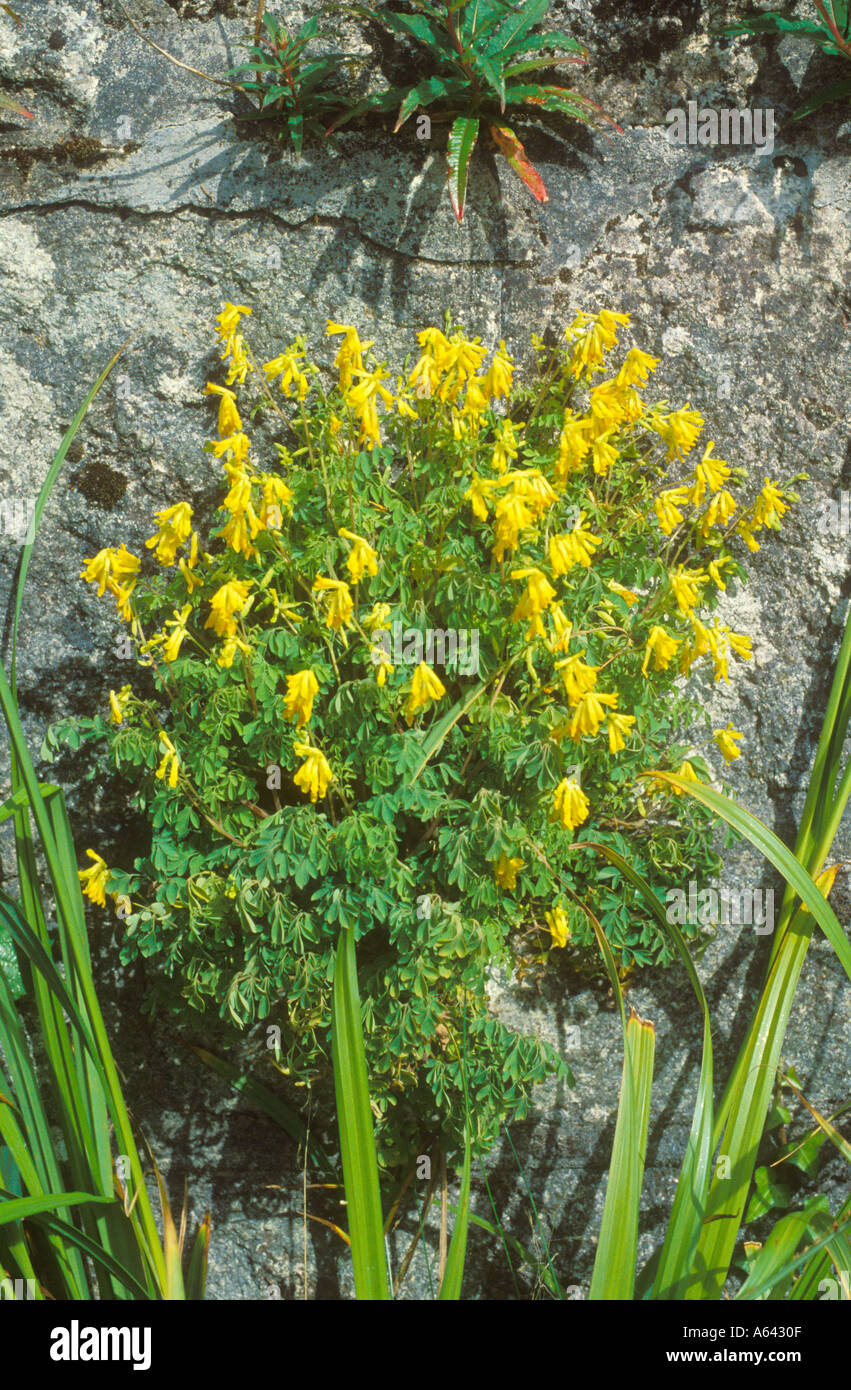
[0,0,849,1298]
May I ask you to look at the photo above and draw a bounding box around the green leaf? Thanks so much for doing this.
[793,77,851,120]
[331,927,390,1300]
[446,114,480,222]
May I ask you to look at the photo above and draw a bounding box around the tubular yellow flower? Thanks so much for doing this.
[405,662,446,725]
[642,625,680,677]
[555,652,598,705]
[205,579,252,638]
[493,852,525,890]
[690,442,731,505]
[204,382,242,438]
[556,411,592,480]
[146,502,194,567]
[363,601,392,631]
[510,568,557,639]
[552,776,590,829]
[80,544,140,598]
[491,418,520,474]
[284,668,319,727]
[338,527,379,583]
[654,486,690,536]
[78,849,110,908]
[653,405,704,460]
[156,733,180,788]
[313,575,354,631]
[109,685,132,725]
[484,340,514,400]
[607,579,638,606]
[591,429,619,475]
[616,346,658,388]
[714,723,743,762]
[669,566,708,615]
[263,345,309,401]
[607,710,636,755]
[216,634,251,668]
[549,515,602,574]
[752,478,788,530]
[162,603,193,662]
[568,690,618,742]
[292,740,334,802]
[326,321,373,390]
[545,903,571,948]
[567,309,630,378]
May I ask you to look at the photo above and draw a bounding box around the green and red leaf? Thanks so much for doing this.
[0,93,32,119]
[489,123,547,202]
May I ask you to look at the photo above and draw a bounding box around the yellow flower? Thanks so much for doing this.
[654,486,690,536]
[208,432,252,465]
[552,777,590,829]
[156,733,180,788]
[263,345,309,401]
[405,662,446,725]
[146,502,194,567]
[555,652,598,706]
[374,654,393,686]
[364,601,392,631]
[549,515,602,574]
[653,405,704,460]
[568,691,618,742]
[616,346,658,388]
[204,382,242,438]
[205,579,252,638]
[284,669,319,727]
[753,478,788,530]
[648,761,700,796]
[484,340,514,399]
[492,489,534,561]
[701,489,737,533]
[216,303,253,386]
[78,849,110,908]
[347,365,395,448]
[109,685,132,725]
[217,634,251,668]
[491,418,521,474]
[544,903,571,948]
[714,723,743,762]
[556,411,592,479]
[607,710,636,755]
[162,603,193,662]
[567,309,630,378]
[292,740,333,802]
[547,601,573,654]
[338,527,379,583]
[326,321,373,390]
[591,429,619,475]
[607,579,638,607]
[510,567,557,639]
[80,544,140,597]
[642,625,680,677]
[493,852,525,890]
[669,566,707,615]
[313,575,354,631]
[466,472,498,521]
[216,302,251,341]
[690,442,730,505]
